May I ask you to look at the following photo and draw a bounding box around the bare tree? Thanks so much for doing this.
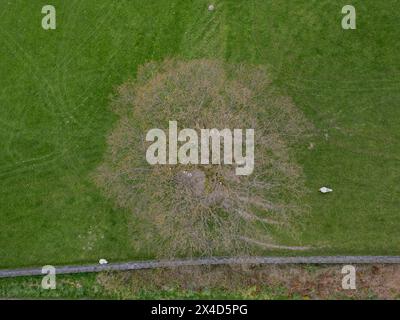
[93,59,313,258]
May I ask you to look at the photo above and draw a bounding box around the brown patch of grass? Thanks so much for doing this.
[94,59,313,258]
[96,264,400,300]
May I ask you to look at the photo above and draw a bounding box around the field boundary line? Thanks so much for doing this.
[2,256,400,278]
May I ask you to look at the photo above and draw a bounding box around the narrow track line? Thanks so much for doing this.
[2,256,400,278]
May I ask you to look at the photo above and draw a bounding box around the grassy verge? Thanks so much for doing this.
[1,264,400,300]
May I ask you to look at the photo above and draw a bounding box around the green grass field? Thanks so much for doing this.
[0,0,399,269]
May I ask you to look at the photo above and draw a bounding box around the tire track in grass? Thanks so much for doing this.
[0,30,68,177]
[237,0,400,92]
[0,2,121,177]
[180,1,228,59]
[0,32,63,176]
[0,152,62,180]
[58,1,123,70]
